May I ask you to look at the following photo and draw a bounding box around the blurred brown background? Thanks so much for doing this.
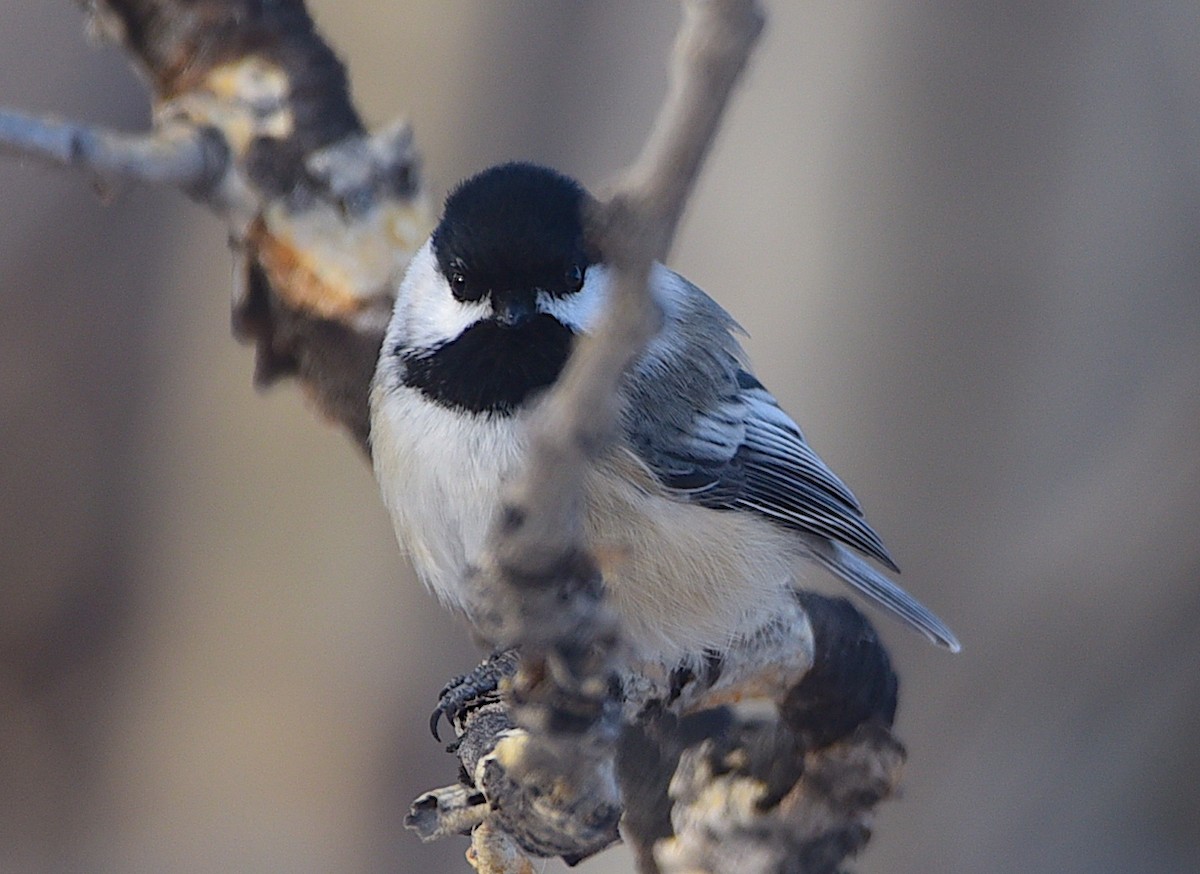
[2,2,1198,872]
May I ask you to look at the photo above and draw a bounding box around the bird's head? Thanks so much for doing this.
[387,163,610,415]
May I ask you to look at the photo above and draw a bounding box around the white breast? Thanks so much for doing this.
[371,380,803,668]
[581,451,802,664]
[370,381,528,613]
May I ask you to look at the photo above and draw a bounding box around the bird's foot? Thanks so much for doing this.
[430,649,521,742]
[665,648,725,706]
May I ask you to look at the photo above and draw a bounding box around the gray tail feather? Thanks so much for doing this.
[808,539,961,653]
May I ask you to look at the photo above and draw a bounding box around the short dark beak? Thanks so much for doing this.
[492,293,535,327]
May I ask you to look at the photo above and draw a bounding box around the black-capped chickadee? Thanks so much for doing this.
[371,162,960,670]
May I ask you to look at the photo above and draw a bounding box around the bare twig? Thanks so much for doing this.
[494,0,766,590]
[407,783,489,842]
[493,0,766,577]
[0,109,222,192]
[608,0,765,261]
[452,2,770,872]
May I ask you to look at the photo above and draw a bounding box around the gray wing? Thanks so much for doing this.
[620,271,961,651]
[621,271,898,571]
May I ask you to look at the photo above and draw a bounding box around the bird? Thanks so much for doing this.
[370,161,960,673]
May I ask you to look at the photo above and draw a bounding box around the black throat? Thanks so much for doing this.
[399,314,576,415]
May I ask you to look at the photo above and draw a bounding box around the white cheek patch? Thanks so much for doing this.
[539,262,686,337]
[390,241,490,350]
[537,264,611,332]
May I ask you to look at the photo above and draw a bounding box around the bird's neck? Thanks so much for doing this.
[400,314,576,415]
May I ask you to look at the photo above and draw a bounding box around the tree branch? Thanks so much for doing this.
[4,2,912,872]
[491,0,765,596]
[610,0,765,260]
[496,0,767,570]
[0,109,222,191]
[7,0,428,451]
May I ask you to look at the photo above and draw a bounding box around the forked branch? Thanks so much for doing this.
[1,3,909,873]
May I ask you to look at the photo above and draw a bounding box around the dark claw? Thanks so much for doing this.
[430,703,450,742]
[666,648,725,705]
[429,650,520,741]
[666,664,694,705]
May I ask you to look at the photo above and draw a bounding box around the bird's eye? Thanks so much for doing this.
[564,262,586,294]
[447,260,483,302]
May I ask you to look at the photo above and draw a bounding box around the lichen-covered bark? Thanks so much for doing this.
[65,0,429,449]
